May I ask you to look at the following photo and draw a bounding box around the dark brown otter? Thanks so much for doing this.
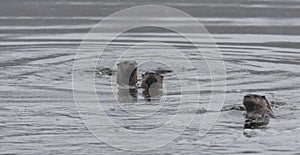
[141,71,164,89]
[243,94,274,129]
[117,61,137,87]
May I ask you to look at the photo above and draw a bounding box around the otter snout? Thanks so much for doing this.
[145,74,158,86]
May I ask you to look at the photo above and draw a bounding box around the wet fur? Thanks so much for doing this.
[243,94,273,129]
[141,71,164,89]
[117,61,137,86]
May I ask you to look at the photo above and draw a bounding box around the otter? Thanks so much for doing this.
[221,94,278,129]
[141,71,164,101]
[141,71,164,89]
[117,61,137,87]
[243,94,274,129]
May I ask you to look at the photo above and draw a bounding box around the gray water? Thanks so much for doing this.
[1,0,300,154]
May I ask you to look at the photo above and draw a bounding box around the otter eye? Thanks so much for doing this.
[142,74,144,77]
[261,96,265,98]
[244,95,250,98]
[160,75,164,78]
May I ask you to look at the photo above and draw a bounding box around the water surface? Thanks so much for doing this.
[0,0,300,154]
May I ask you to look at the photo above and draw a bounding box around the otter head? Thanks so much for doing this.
[243,94,273,128]
[117,61,137,86]
[243,94,272,114]
[141,71,163,89]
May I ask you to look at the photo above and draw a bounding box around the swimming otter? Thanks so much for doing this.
[117,61,137,87]
[141,71,164,89]
[243,94,273,129]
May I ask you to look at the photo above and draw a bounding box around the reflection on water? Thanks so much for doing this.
[118,88,138,103]
[142,88,163,102]
[0,0,300,154]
